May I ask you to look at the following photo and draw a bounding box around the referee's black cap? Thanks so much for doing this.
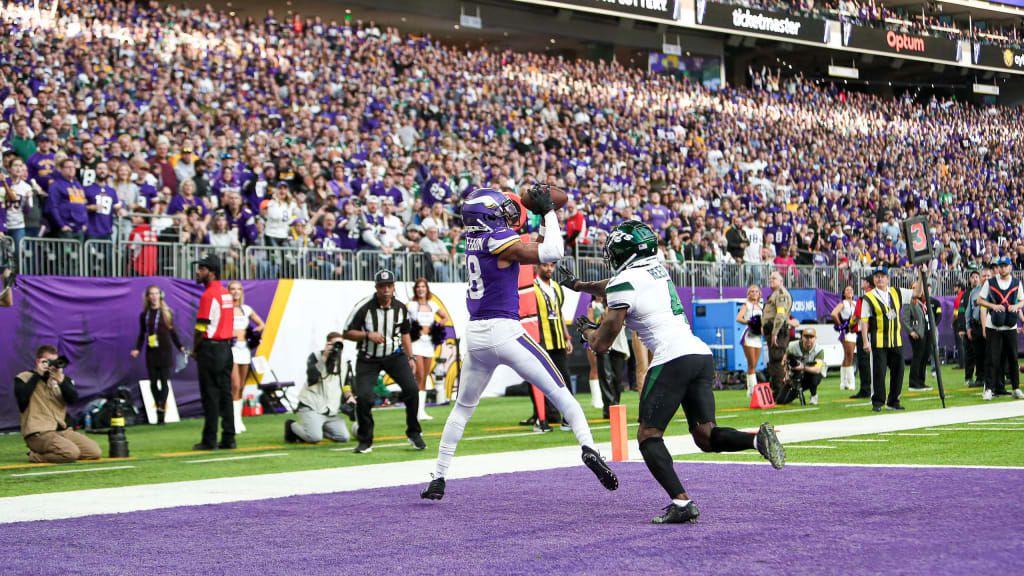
[374,269,396,285]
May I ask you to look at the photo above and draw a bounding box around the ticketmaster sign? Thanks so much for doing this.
[695,0,830,44]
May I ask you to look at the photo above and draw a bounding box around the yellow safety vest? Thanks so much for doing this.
[864,287,903,349]
[534,280,567,350]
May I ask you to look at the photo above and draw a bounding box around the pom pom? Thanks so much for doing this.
[408,320,422,342]
[747,314,762,336]
[429,322,446,347]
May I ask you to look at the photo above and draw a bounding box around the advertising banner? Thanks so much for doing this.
[695,0,830,44]
[790,289,818,323]
[840,22,961,62]
[512,0,680,21]
[972,43,1024,71]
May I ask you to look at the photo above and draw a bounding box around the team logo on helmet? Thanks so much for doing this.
[603,220,658,273]
[461,188,522,233]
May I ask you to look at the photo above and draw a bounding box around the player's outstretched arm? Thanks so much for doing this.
[557,260,609,297]
[578,307,627,354]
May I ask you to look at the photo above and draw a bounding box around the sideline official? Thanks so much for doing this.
[860,267,914,412]
[522,262,573,432]
[192,254,235,450]
[343,269,425,454]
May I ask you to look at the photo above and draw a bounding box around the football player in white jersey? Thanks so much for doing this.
[562,221,786,524]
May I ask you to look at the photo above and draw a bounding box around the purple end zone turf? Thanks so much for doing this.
[4,462,1023,575]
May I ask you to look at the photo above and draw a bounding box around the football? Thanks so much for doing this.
[519,184,569,212]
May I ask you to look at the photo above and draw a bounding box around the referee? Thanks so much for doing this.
[191,254,236,450]
[343,269,425,454]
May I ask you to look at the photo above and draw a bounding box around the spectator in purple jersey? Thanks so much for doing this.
[27,136,56,192]
[222,191,257,246]
[212,167,243,208]
[168,179,208,222]
[84,162,123,241]
[421,166,451,207]
[45,158,88,241]
[643,191,671,234]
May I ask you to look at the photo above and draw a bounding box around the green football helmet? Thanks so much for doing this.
[603,220,658,273]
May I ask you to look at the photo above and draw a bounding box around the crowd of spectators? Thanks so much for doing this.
[1,0,1024,285]
[723,0,1024,49]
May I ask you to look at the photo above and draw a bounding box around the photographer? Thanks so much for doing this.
[284,332,355,444]
[785,328,827,406]
[14,346,101,463]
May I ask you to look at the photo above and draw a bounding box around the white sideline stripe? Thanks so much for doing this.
[186,453,289,464]
[3,402,1024,524]
[879,433,940,436]
[10,466,135,478]
[845,402,873,408]
[929,424,1024,428]
[762,407,820,415]
[968,422,1024,426]
[829,439,889,443]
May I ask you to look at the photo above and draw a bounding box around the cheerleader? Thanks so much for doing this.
[228,281,264,433]
[831,285,857,391]
[736,285,764,397]
[407,278,451,420]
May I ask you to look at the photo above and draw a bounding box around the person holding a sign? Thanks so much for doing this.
[975,257,1024,400]
[859,267,915,412]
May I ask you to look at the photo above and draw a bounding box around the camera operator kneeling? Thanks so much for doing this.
[15,346,101,463]
[284,333,356,444]
[786,328,827,406]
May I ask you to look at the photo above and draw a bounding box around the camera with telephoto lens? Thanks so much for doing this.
[787,355,802,370]
[325,341,343,374]
[45,356,70,370]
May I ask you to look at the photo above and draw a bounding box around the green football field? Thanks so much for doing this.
[2,365,1022,497]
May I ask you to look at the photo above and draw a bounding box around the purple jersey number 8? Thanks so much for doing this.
[467,254,485,299]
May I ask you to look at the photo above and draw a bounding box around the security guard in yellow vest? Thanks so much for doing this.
[522,262,574,431]
[859,267,915,412]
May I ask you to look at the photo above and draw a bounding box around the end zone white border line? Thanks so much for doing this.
[2,402,1024,524]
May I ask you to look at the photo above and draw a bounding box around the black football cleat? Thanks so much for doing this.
[652,501,701,524]
[756,422,786,470]
[581,446,618,491]
[420,475,446,500]
[354,442,373,454]
[409,434,427,450]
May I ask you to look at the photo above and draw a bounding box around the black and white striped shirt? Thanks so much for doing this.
[345,296,411,359]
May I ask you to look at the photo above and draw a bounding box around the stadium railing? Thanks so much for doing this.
[19,237,84,277]
[13,238,1021,296]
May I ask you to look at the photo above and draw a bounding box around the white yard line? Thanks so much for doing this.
[186,453,289,464]
[829,439,889,443]
[784,445,837,449]
[879,433,940,437]
[3,402,1024,524]
[926,427,1024,431]
[10,466,135,478]
[967,422,1024,426]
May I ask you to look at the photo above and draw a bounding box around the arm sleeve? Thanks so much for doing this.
[345,303,366,332]
[136,312,146,350]
[168,316,183,349]
[605,276,636,311]
[398,306,411,334]
[306,353,322,386]
[14,374,37,413]
[46,183,66,229]
[58,377,79,405]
